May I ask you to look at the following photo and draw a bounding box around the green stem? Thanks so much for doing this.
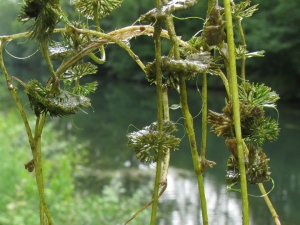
[179,77,209,225]
[150,14,164,225]
[56,26,149,77]
[223,1,249,224]
[89,0,106,64]
[0,40,35,147]
[39,41,60,95]
[176,62,214,225]
[216,69,230,97]
[124,184,167,225]
[40,42,57,81]
[34,114,53,225]
[236,18,246,83]
[1,40,52,224]
[164,7,209,225]
[258,183,281,225]
[200,73,207,159]
[160,85,170,184]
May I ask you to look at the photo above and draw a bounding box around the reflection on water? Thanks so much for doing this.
[158,168,253,225]
[58,80,300,225]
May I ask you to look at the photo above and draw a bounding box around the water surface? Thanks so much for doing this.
[57,80,300,225]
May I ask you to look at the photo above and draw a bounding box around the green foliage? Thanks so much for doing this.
[127,121,181,163]
[235,45,265,59]
[0,111,150,225]
[247,117,279,145]
[63,62,99,95]
[208,81,280,184]
[239,82,280,109]
[66,81,98,96]
[203,4,226,47]
[18,0,64,42]
[65,62,98,80]
[226,140,271,184]
[0,0,285,223]
[232,0,258,18]
[72,0,123,19]
[208,81,280,146]
[24,79,91,117]
[1,0,299,99]
[145,52,214,88]
[62,21,91,51]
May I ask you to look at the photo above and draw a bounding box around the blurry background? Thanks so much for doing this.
[0,0,300,224]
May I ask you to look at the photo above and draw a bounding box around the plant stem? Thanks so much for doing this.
[89,0,105,64]
[124,184,167,225]
[223,0,249,224]
[1,40,52,224]
[179,77,209,225]
[236,18,246,83]
[258,183,281,225]
[160,85,170,184]
[34,114,53,225]
[0,41,35,147]
[164,7,209,225]
[216,69,230,97]
[200,73,207,159]
[150,7,164,224]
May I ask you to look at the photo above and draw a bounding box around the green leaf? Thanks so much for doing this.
[146,52,213,85]
[232,1,259,18]
[127,121,181,163]
[24,80,91,117]
[62,21,91,50]
[65,62,98,80]
[18,0,66,42]
[226,141,271,184]
[236,45,265,59]
[188,36,205,50]
[247,117,280,145]
[71,0,123,20]
[68,81,98,96]
[239,82,280,110]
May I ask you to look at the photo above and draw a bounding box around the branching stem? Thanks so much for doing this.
[163,6,209,225]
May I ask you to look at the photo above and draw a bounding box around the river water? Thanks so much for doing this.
[57,80,300,225]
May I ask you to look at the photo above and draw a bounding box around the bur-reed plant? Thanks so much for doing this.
[0,0,281,224]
